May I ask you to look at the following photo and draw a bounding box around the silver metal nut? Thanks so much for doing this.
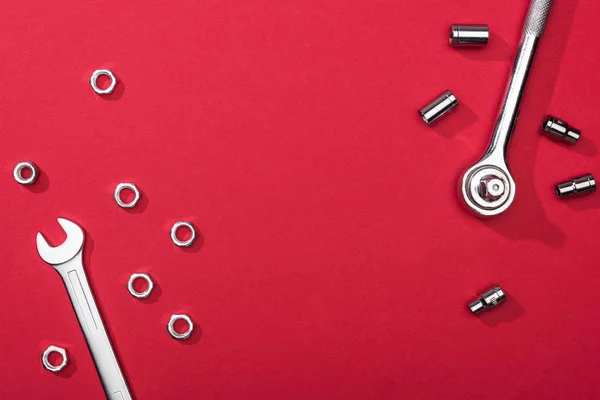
[114,183,140,208]
[167,314,194,340]
[90,69,117,95]
[127,273,154,299]
[478,177,506,201]
[42,345,68,373]
[469,285,506,315]
[13,161,38,185]
[170,221,196,247]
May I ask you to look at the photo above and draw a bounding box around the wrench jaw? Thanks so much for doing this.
[461,159,516,217]
[36,218,85,266]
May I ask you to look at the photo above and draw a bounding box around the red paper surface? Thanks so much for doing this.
[1,0,599,399]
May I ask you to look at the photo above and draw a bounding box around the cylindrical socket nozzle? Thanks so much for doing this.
[469,285,506,315]
[541,115,581,144]
[449,25,489,47]
[556,174,596,198]
[419,90,458,125]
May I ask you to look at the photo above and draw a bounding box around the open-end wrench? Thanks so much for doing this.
[461,0,553,217]
[36,218,132,400]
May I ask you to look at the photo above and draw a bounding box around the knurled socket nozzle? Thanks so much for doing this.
[541,115,581,144]
[418,90,459,125]
[556,174,596,198]
[469,285,506,315]
[449,25,489,47]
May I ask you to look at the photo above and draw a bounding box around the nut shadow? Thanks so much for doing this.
[564,191,600,211]
[454,32,511,62]
[100,75,125,101]
[476,291,525,327]
[470,0,579,247]
[138,279,162,305]
[181,228,205,254]
[430,100,478,139]
[58,349,78,379]
[177,325,202,346]
[25,166,49,193]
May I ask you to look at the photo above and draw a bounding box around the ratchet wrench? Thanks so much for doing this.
[36,218,132,400]
[461,0,553,217]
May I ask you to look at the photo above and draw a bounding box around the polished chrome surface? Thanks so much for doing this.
[449,25,489,47]
[556,174,596,198]
[127,273,154,299]
[42,345,68,373]
[481,286,506,307]
[114,183,140,208]
[461,0,553,217]
[419,90,458,125]
[469,285,506,315]
[468,300,485,315]
[170,221,196,247]
[168,314,194,340]
[36,218,132,400]
[13,161,38,185]
[541,115,580,144]
[36,218,84,266]
[90,69,117,95]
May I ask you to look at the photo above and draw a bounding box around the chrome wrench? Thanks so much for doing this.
[36,218,132,400]
[461,0,553,217]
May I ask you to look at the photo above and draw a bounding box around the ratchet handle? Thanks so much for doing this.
[524,0,553,37]
[58,253,132,400]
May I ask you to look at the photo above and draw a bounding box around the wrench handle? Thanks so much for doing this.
[58,253,132,400]
[485,0,553,163]
[524,0,554,37]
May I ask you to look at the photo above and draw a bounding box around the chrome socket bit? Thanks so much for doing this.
[556,174,596,198]
[469,285,506,315]
[418,90,458,125]
[541,115,581,144]
[449,25,489,47]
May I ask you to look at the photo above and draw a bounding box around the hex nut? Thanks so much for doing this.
[42,345,68,373]
[127,273,154,299]
[114,183,140,208]
[170,222,196,247]
[13,161,38,185]
[90,69,117,95]
[167,314,194,340]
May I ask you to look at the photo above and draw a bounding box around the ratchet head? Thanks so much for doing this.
[461,160,516,217]
[36,218,84,265]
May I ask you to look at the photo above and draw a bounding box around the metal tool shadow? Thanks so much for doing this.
[24,166,50,194]
[476,290,525,327]
[431,99,478,140]
[565,188,600,211]
[477,0,580,247]
[82,229,140,400]
[454,32,512,62]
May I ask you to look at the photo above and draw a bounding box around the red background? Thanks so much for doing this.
[1,0,599,399]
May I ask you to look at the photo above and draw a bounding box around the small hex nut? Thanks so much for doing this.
[167,314,194,340]
[170,221,196,247]
[127,273,154,299]
[90,69,117,95]
[114,183,140,208]
[42,345,68,373]
[13,161,38,185]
